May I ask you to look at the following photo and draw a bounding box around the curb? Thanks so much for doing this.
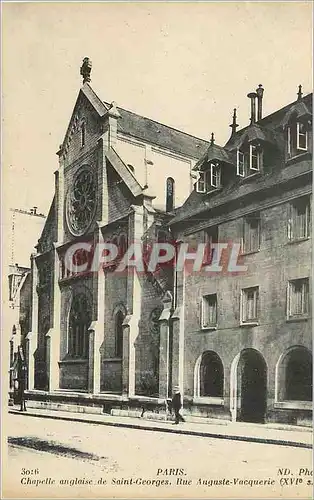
[8,410,312,450]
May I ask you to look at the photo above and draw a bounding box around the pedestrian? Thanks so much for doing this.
[18,346,27,412]
[171,386,185,424]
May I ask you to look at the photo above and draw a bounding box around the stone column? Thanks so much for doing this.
[55,155,65,243]
[46,246,62,391]
[45,158,65,392]
[88,226,105,393]
[97,137,109,226]
[25,253,39,390]
[170,254,185,397]
[158,293,173,399]
[101,102,121,151]
[123,206,145,397]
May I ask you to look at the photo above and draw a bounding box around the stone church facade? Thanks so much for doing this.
[13,60,312,426]
[22,58,208,409]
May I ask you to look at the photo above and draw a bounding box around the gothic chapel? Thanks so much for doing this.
[24,58,208,405]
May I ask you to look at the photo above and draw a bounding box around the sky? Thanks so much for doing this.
[2,1,312,236]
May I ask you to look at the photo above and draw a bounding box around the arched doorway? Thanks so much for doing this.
[276,346,312,402]
[231,349,267,423]
[196,351,224,397]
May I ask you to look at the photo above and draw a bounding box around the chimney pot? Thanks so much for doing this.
[247,92,258,124]
[256,84,264,121]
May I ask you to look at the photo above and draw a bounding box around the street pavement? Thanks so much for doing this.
[3,412,313,499]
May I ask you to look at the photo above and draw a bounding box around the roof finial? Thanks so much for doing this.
[80,57,92,84]
[210,132,215,146]
[229,108,239,136]
[297,84,303,101]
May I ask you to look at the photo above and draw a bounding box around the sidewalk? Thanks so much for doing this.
[8,407,312,449]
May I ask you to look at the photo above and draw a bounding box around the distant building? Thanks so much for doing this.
[8,208,46,404]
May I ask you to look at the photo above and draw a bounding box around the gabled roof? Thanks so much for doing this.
[193,142,233,170]
[225,93,312,151]
[104,102,209,159]
[281,100,312,128]
[61,83,208,160]
[226,123,276,151]
[170,93,313,226]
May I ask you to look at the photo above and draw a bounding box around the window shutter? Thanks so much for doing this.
[287,203,292,240]
[287,126,291,156]
[237,150,245,176]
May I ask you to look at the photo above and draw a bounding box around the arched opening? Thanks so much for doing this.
[115,310,125,358]
[166,177,175,212]
[198,351,224,397]
[68,294,91,358]
[276,346,312,402]
[231,349,267,423]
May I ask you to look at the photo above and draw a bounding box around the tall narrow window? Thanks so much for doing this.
[204,226,219,265]
[115,310,124,358]
[201,294,217,328]
[210,163,221,188]
[196,171,207,193]
[287,278,309,319]
[237,150,245,177]
[297,122,308,151]
[249,144,261,171]
[241,287,259,324]
[287,126,292,157]
[166,177,175,212]
[286,122,308,158]
[68,295,91,358]
[243,215,260,253]
[288,197,310,241]
[81,121,86,147]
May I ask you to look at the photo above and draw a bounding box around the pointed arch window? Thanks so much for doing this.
[68,294,91,358]
[81,121,86,147]
[115,309,125,358]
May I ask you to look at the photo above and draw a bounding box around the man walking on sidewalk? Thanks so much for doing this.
[172,386,185,424]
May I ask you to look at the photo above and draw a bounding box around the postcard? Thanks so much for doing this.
[1,2,313,499]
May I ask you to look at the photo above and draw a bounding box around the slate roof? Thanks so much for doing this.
[281,100,312,128]
[104,102,209,159]
[170,93,313,226]
[226,123,276,151]
[193,143,233,170]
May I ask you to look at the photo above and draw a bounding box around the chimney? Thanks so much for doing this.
[247,91,257,124]
[297,84,303,101]
[256,84,264,121]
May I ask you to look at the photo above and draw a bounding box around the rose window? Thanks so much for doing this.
[66,167,97,236]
